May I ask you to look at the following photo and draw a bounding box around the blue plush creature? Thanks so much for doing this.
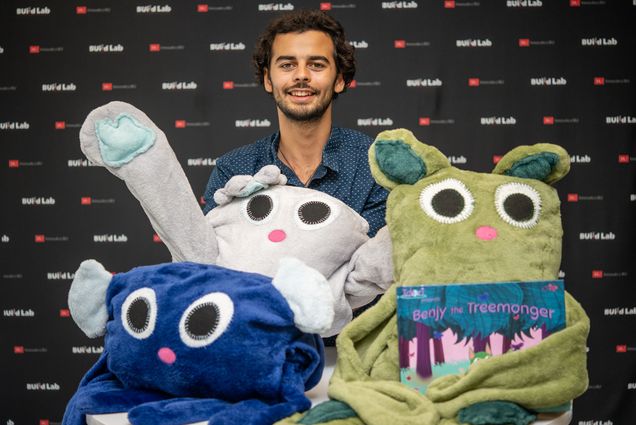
[63,258,335,425]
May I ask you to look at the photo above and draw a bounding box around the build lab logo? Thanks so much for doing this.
[518,38,555,47]
[381,1,418,8]
[418,117,456,126]
[357,118,394,127]
[3,309,35,318]
[570,154,591,164]
[136,4,172,13]
[26,382,61,391]
[480,116,516,125]
[93,234,129,243]
[468,78,504,86]
[1,234,9,243]
[581,37,618,46]
[187,158,216,167]
[16,6,51,14]
[41,83,77,92]
[0,121,30,130]
[448,155,467,165]
[606,115,636,124]
[349,41,369,49]
[67,158,99,167]
[101,82,137,91]
[579,231,615,241]
[530,77,567,86]
[406,78,442,87]
[456,38,492,47]
[210,42,246,51]
[542,116,579,125]
[506,0,542,6]
[88,44,124,53]
[46,271,75,280]
[0,46,4,54]
[593,76,630,86]
[72,345,104,354]
[235,119,271,128]
[162,81,198,90]
[22,197,56,206]
[394,39,430,48]
[604,307,636,316]
[258,3,294,11]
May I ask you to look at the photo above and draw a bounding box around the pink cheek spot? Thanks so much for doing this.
[268,229,286,243]
[476,226,498,241]
[157,347,176,365]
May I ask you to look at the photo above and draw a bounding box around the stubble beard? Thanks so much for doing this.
[274,83,335,123]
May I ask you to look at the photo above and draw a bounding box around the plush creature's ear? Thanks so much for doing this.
[369,128,450,191]
[492,143,570,185]
[272,258,335,334]
[68,259,112,338]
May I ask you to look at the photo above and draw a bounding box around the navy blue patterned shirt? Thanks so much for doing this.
[202,127,388,237]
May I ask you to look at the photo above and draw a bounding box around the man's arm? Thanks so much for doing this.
[202,159,232,214]
[360,182,388,237]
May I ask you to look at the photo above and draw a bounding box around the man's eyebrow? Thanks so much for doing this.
[273,55,331,63]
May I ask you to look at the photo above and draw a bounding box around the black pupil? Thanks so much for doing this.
[298,201,331,225]
[503,193,534,221]
[431,189,465,217]
[186,302,219,340]
[127,298,150,333]
[246,195,273,221]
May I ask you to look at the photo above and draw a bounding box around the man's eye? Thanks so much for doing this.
[309,62,326,70]
[280,63,294,70]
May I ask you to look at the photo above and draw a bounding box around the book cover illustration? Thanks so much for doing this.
[396,280,565,394]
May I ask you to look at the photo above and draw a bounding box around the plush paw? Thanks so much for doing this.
[298,400,357,424]
[457,401,536,425]
[79,101,158,168]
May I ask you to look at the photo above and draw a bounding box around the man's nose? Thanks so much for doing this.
[293,65,310,82]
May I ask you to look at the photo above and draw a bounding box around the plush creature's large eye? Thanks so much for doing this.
[243,193,277,224]
[495,183,541,228]
[419,178,474,223]
[121,287,157,339]
[294,199,339,230]
[179,293,234,348]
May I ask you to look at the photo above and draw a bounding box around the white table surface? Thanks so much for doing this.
[86,346,571,425]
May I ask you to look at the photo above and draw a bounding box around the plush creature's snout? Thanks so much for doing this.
[268,229,287,243]
[475,226,497,241]
[157,347,176,365]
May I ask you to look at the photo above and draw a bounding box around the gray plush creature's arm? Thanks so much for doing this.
[79,101,218,263]
[344,226,394,309]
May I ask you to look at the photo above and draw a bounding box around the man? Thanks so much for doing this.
[202,9,387,236]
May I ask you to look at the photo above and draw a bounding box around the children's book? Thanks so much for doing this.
[396,280,565,394]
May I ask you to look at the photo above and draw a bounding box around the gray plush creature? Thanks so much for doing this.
[79,101,393,336]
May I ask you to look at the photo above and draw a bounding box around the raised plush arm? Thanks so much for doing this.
[79,101,218,263]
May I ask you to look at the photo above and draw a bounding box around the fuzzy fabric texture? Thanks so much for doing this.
[457,401,536,425]
[80,101,394,337]
[276,129,589,425]
[63,261,329,425]
[67,259,112,338]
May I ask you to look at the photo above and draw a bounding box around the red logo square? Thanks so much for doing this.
[9,160,20,168]
[394,40,406,49]
[320,2,332,10]
[616,345,627,353]
[593,77,605,86]
[492,155,502,164]
[175,120,186,128]
[468,78,480,87]
[76,6,87,14]
[14,346,25,354]
[81,197,92,205]
[444,1,456,8]
[35,235,45,243]
[519,38,530,47]
[59,309,70,318]
[348,80,357,88]
[419,117,431,126]
[153,234,162,243]
[592,270,603,279]
[567,193,579,202]
[102,82,113,91]
[149,43,161,52]
[29,45,40,54]
[570,0,581,6]
[55,121,66,130]
[40,420,50,425]
[543,116,555,125]
[197,4,209,12]
[618,154,630,164]
[223,81,234,90]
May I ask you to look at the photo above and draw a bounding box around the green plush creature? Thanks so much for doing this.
[277,129,589,425]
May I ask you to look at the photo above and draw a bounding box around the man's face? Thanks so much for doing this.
[264,30,345,123]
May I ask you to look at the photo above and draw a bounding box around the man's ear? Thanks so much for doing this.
[369,128,450,191]
[263,68,273,93]
[335,73,345,94]
[492,143,570,185]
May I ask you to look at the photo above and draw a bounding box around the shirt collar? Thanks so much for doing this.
[268,127,341,174]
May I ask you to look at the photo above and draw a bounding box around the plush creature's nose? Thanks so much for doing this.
[157,347,176,365]
[268,229,286,243]
[475,226,498,241]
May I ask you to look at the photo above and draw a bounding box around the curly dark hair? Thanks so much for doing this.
[252,9,356,98]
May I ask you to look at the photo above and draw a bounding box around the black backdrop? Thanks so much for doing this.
[1,1,635,424]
